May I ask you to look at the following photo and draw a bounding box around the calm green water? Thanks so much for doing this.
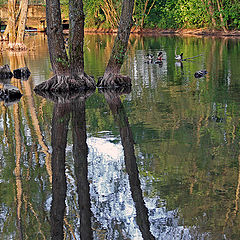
[1,33,240,240]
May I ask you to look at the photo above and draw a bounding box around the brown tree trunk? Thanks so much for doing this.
[7,0,16,49]
[34,0,96,92]
[46,0,69,75]
[16,0,29,49]
[69,0,84,76]
[216,0,227,31]
[97,0,135,88]
[207,0,217,28]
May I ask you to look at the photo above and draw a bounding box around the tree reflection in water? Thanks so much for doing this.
[103,88,155,240]
[37,87,155,239]
[46,90,93,240]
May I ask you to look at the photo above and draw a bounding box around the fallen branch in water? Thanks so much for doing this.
[182,54,203,61]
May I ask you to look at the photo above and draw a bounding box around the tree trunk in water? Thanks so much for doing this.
[69,0,84,75]
[34,0,96,92]
[2,0,16,41]
[7,0,16,49]
[46,0,69,75]
[97,0,135,88]
[16,0,29,49]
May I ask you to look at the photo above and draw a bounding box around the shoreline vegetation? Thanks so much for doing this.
[82,28,240,37]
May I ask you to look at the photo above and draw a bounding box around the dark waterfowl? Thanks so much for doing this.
[194,70,207,78]
[175,53,183,61]
[145,53,154,63]
[154,51,163,64]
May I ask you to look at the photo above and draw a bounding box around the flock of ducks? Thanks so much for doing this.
[145,51,207,78]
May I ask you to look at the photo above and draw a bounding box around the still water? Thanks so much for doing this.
[1,33,240,239]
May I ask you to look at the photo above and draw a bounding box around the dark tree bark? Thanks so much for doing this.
[72,100,93,240]
[50,102,70,240]
[69,0,84,75]
[97,0,135,88]
[104,89,155,240]
[34,0,95,92]
[46,0,69,75]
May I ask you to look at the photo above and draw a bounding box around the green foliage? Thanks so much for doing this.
[81,0,240,30]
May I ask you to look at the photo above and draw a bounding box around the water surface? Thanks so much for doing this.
[1,33,240,239]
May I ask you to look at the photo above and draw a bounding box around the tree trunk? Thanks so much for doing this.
[7,0,16,49]
[97,0,135,88]
[69,0,85,75]
[2,0,17,41]
[34,0,96,92]
[207,0,217,28]
[216,0,227,31]
[46,0,69,75]
[16,0,29,49]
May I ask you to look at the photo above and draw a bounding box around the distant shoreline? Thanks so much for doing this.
[84,28,240,38]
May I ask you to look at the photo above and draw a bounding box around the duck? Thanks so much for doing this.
[154,51,163,64]
[145,53,154,63]
[175,53,183,61]
[194,70,207,78]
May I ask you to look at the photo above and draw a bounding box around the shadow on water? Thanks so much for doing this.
[38,85,155,239]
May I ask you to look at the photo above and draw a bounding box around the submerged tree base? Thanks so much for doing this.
[97,73,132,89]
[34,74,96,92]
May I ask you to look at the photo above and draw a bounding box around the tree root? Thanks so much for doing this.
[34,73,96,93]
[97,73,132,89]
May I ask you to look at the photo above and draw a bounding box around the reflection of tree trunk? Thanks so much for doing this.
[50,103,70,239]
[72,99,93,240]
[104,90,155,240]
[13,103,23,240]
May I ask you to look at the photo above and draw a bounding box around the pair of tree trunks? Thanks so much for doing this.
[3,0,28,50]
[34,0,95,92]
[34,0,134,93]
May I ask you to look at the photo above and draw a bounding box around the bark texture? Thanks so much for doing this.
[97,0,135,88]
[69,0,85,75]
[46,0,69,74]
[4,0,29,50]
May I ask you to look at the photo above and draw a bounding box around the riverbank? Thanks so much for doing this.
[84,27,240,38]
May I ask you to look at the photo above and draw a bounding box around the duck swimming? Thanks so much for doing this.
[194,70,207,78]
[154,51,163,64]
[175,53,183,61]
[145,53,154,63]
